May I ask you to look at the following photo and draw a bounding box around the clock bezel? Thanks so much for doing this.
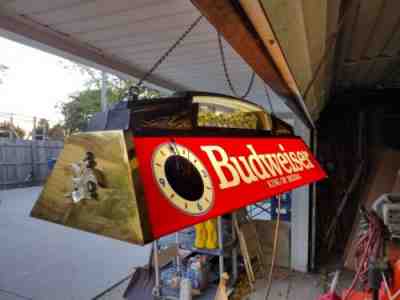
[151,142,214,216]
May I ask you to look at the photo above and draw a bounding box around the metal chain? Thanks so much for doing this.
[217,33,256,99]
[136,15,204,87]
[264,84,275,116]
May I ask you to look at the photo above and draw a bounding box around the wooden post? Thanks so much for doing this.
[101,71,108,112]
[31,117,37,184]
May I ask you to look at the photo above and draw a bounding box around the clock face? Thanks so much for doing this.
[152,142,214,216]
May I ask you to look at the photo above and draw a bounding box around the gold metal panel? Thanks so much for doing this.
[31,130,149,245]
[193,95,273,130]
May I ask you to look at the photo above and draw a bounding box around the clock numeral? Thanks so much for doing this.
[170,193,175,199]
[201,170,208,178]
[159,178,166,187]
[197,203,203,211]
[205,197,209,203]
[160,150,166,156]
[155,163,161,167]
[185,203,188,209]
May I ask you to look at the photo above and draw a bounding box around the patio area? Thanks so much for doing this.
[0,187,353,300]
[0,187,150,300]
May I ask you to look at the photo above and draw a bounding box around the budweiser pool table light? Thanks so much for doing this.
[31,91,326,245]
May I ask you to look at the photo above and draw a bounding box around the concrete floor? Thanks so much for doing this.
[0,187,354,300]
[92,269,354,300]
[0,187,151,300]
[247,270,353,300]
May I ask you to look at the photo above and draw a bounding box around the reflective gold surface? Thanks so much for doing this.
[194,95,273,130]
[30,130,149,244]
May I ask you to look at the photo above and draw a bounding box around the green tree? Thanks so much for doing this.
[48,124,65,140]
[59,89,103,135]
[34,118,50,139]
[0,121,26,139]
[58,63,161,135]
[37,118,49,131]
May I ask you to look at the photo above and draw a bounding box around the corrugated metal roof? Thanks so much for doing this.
[0,0,291,113]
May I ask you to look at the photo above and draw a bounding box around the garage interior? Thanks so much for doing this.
[2,0,400,299]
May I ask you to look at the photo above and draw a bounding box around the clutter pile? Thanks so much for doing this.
[317,192,400,300]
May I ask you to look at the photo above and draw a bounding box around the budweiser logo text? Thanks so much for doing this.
[201,144,315,189]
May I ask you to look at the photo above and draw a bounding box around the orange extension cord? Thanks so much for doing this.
[343,211,383,300]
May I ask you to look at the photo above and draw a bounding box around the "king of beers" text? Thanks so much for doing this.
[200,144,315,189]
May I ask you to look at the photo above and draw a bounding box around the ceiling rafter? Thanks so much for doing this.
[343,55,400,66]
[0,11,184,93]
[191,0,313,127]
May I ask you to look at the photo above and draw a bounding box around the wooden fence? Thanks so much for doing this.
[0,139,63,190]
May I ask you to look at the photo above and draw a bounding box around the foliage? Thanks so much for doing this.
[0,121,26,138]
[48,124,65,140]
[59,89,105,135]
[34,118,50,138]
[58,63,161,135]
[37,118,49,131]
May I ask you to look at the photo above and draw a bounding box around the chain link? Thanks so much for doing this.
[136,15,204,87]
[264,84,275,116]
[217,33,256,99]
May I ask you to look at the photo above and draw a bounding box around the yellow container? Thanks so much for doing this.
[194,222,207,248]
[205,218,218,249]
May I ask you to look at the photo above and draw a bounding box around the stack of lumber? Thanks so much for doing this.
[233,210,291,288]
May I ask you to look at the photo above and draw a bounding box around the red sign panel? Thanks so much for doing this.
[134,136,326,239]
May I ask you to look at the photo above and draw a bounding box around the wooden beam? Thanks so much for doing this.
[343,55,400,66]
[348,0,385,61]
[192,0,293,97]
[283,0,318,116]
[325,0,341,99]
[334,0,361,84]
[375,57,400,86]
[364,1,400,58]
[251,0,320,118]
[0,11,185,93]
[191,0,290,96]
[238,0,300,98]
[239,0,314,124]
[364,61,391,85]
[337,55,400,87]
[301,0,328,109]
[382,20,400,56]
[302,0,328,74]
[190,0,314,128]
[354,61,375,86]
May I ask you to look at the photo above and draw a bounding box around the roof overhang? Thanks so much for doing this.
[0,13,178,94]
[0,0,314,127]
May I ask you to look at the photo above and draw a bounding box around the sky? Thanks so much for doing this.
[0,36,92,131]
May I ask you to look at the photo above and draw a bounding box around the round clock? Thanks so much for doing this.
[152,142,214,215]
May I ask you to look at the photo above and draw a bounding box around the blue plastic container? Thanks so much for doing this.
[47,158,57,171]
[270,192,292,221]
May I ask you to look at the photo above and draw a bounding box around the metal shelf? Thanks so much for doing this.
[153,215,238,299]
[179,246,224,256]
